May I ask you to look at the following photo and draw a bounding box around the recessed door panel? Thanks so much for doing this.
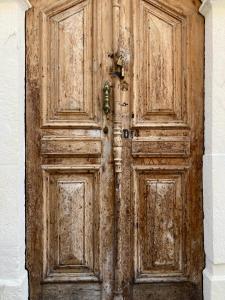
[40,0,101,127]
[132,0,187,127]
[133,166,188,282]
[43,166,100,282]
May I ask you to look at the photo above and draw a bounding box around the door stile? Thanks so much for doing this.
[112,1,123,299]
[100,1,115,299]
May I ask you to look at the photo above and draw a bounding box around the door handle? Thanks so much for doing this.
[103,81,111,114]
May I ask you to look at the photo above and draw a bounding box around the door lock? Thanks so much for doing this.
[111,54,125,79]
[123,129,134,139]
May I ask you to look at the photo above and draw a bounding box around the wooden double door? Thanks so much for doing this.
[26,0,204,299]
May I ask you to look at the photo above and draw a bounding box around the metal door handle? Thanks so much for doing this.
[103,81,111,114]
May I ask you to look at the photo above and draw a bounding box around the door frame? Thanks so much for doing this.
[26,0,206,298]
[27,0,206,298]
[2,0,225,299]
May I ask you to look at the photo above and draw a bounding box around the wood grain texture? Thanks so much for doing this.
[58,9,85,111]
[132,0,187,127]
[42,166,100,282]
[26,0,204,299]
[41,136,102,157]
[133,166,188,282]
[132,136,190,157]
[111,1,124,299]
[116,0,204,299]
[40,0,101,127]
[43,283,101,300]
[26,0,114,299]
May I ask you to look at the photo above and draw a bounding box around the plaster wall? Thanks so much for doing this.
[0,0,224,299]
[200,0,225,299]
[0,1,30,299]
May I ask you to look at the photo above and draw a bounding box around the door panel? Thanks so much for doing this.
[26,0,204,299]
[26,0,114,299]
[40,0,101,127]
[119,0,204,298]
[132,0,186,127]
[133,166,187,282]
[42,166,100,283]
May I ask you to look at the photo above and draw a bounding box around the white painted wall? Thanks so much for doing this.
[200,0,225,299]
[0,0,30,299]
[0,0,224,299]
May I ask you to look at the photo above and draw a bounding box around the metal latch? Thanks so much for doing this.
[123,129,134,139]
[111,54,125,79]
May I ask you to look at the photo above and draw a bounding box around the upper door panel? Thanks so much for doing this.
[40,0,102,128]
[132,0,187,128]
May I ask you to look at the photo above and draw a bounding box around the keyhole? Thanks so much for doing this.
[103,126,109,134]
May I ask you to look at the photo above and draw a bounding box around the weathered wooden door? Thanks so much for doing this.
[26,0,204,299]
